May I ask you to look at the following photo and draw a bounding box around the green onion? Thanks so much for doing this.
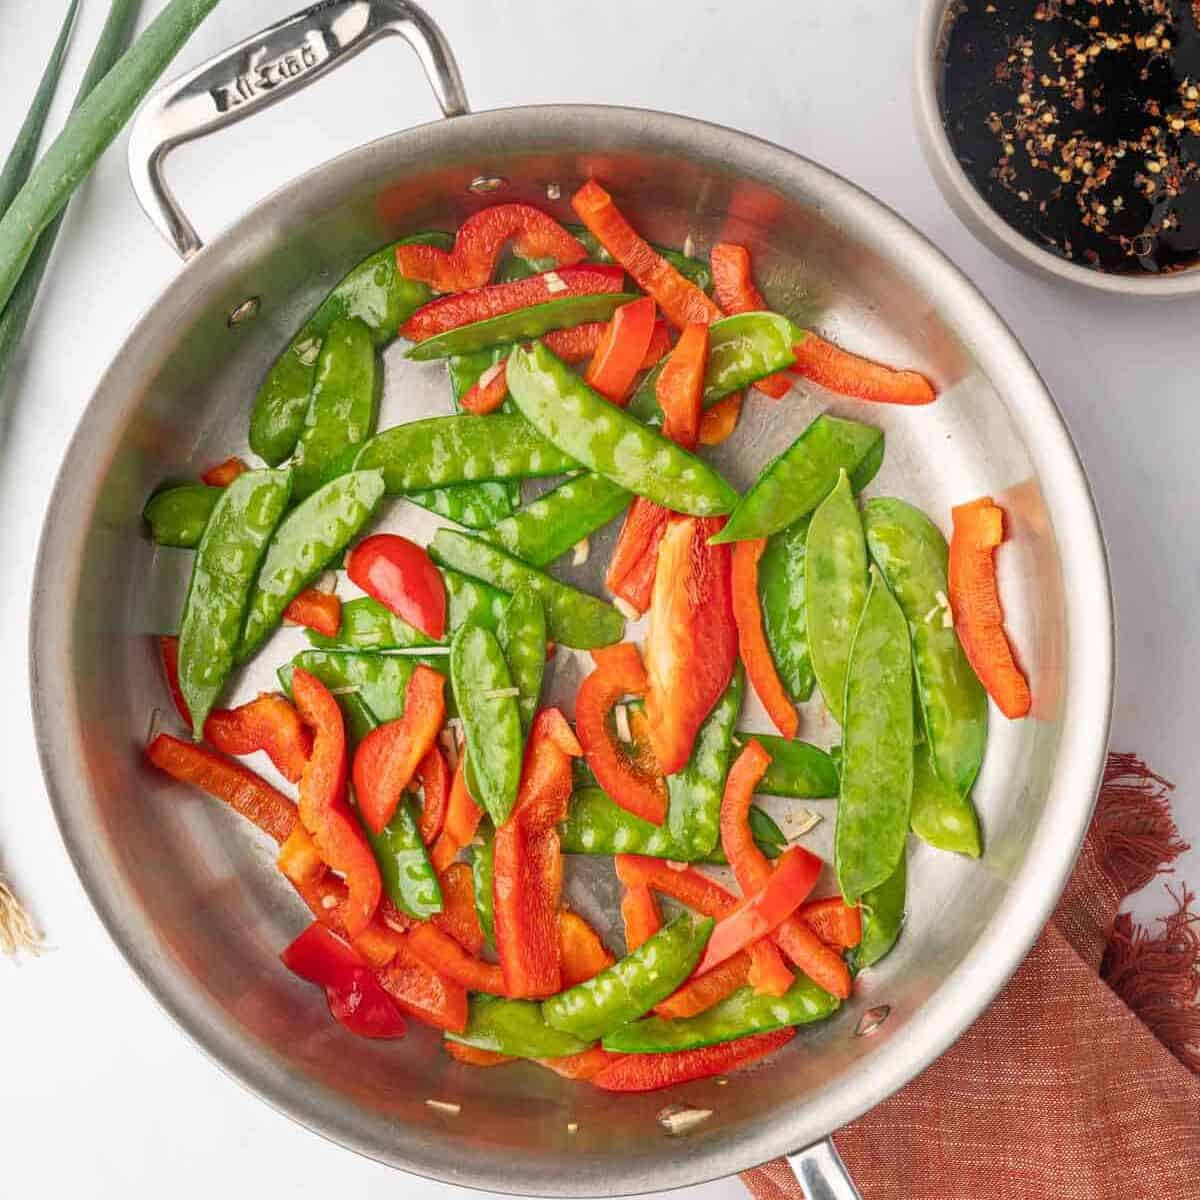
[0,0,222,318]
[0,0,80,219]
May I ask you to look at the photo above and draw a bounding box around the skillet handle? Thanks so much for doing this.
[127,0,468,260]
[785,1139,864,1200]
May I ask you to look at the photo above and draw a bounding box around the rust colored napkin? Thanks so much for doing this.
[743,754,1200,1200]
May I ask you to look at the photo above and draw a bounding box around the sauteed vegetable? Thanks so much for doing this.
[141,186,1032,1092]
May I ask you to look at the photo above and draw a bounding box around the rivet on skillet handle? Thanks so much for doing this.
[785,1138,864,1200]
[126,0,469,260]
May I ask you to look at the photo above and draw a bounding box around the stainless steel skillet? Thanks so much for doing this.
[29,2,1113,1196]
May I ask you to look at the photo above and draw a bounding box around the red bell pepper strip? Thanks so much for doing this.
[798,896,863,950]
[158,635,191,726]
[559,910,616,986]
[656,950,752,1018]
[592,1028,796,1092]
[204,692,314,784]
[536,1046,614,1080]
[416,745,449,845]
[396,204,587,293]
[351,665,447,834]
[432,862,484,954]
[494,709,579,998]
[346,534,447,642]
[281,922,407,1038]
[575,644,668,825]
[401,264,625,342]
[377,934,469,1033]
[644,515,737,775]
[407,921,507,995]
[571,181,721,329]
[949,498,1031,719]
[721,741,852,999]
[694,845,821,975]
[657,322,708,449]
[446,1042,513,1067]
[283,587,341,638]
[292,668,381,938]
[278,823,327,886]
[200,456,248,487]
[605,496,669,616]
[460,359,509,415]
[583,296,657,405]
[790,333,936,406]
[145,733,298,845]
[731,539,799,739]
[621,883,662,951]
[710,243,791,399]
[431,754,483,872]
[698,392,743,446]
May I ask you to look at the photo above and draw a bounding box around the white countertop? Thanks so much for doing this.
[2,2,1196,1197]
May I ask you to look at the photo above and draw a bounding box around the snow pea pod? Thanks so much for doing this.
[250,233,450,466]
[448,995,590,1059]
[308,569,508,651]
[451,624,523,826]
[628,313,803,425]
[290,316,377,500]
[602,975,839,1053]
[711,415,884,544]
[470,827,496,950]
[750,733,840,798]
[910,744,982,857]
[836,566,914,903]
[848,851,906,970]
[542,914,714,1043]
[862,497,988,797]
[430,529,625,649]
[405,481,517,530]
[279,649,448,723]
[408,293,639,361]
[759,516,815,704]
[355,414,577,494]
[497,586,546,732]
[367,794,443,920]
[806,470,869,724]
[666,666,744,859]
[483,472,630,567]
[178,469,292,732]
[143,483,219,548]
[507,340,738,516]
[237,470,385,662]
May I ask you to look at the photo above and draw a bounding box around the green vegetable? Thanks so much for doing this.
[507,340,738,516]
[806,470,869,724]
[367,795,442,920]
[279,650,448,723]
[759,516,815,704]
[405,481,517,530]
[910,746,981,857]
[602,975,839,1053]
[567,224,713,291]
[237,470,385,662]
[497,586,546,732]
[628,313,802,425]
[308,570,507,650]
[836,567,914,904]
[407,293,640,360]
[849,852,906,970]
[542,914,713,1043]
[0,0,140,390]
[143,483,220,548]
[290,317,377,499]
[711,414,884,544]
[250,234,449,465]
[483,473,630,567]
[338,689,381,748]
[450,624,523,826]
[862,497,988,798]
[447,994,590,1059]
[750,734,840,797]
[355,414,577,494]
[178,469,291,732]
[0,0,222,316]
[430,529,625,650]
[470,828,496,950]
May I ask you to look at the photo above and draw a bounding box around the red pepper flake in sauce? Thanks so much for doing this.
[940,0,1200,274]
